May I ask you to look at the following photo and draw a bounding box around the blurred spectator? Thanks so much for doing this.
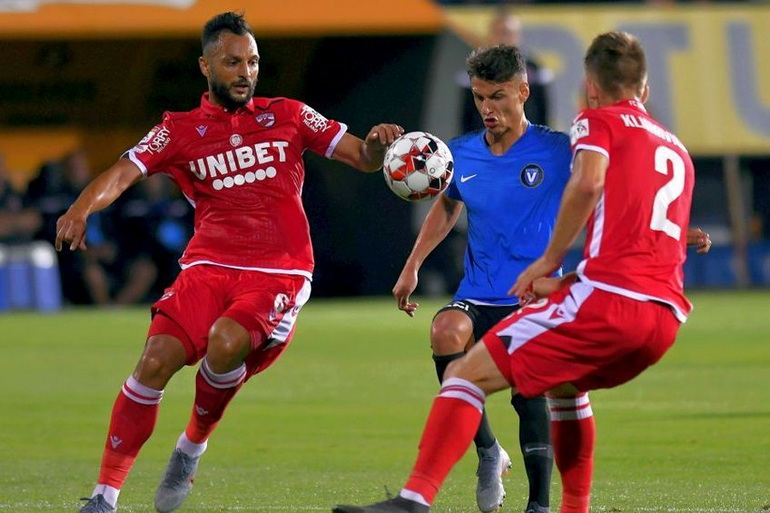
[109,174,192,304]
[0,154,41,244]
[748,158,770,240]
[26,149,115,305]
[458,9,553,131]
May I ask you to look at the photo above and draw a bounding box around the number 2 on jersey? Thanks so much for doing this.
[650,146,685,240]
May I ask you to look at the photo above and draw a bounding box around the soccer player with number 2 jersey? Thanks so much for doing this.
[334,31,711,513]
[56,12,404,513]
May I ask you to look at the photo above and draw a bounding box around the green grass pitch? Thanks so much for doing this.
[1,291,769,512]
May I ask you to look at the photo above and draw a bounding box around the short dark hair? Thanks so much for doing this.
[201,11,254,53]
[584,31,647,97]
[466,44,527,83]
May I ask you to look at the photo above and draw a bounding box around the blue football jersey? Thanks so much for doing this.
[445,124,572,305]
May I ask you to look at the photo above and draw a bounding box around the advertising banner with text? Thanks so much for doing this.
[448,4,770,155]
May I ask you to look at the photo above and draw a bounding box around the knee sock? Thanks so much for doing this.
[511,394,553,508]
[183,359,246,446]
[401,377,485,506]
[94,376,164,506]
[433,352,496,449]
[548,393,595,513]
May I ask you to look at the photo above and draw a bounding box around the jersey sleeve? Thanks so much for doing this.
[124,113,178,177]
[295,101,348,158]
[569,110,611,160]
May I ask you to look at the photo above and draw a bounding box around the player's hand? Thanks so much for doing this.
[393,267,419,317]
[531,272,578,301]
[55,209,88,252]
[509,256,560,304]
[531,277,563,299]
[365,123,404,149]
[687,227,712,254]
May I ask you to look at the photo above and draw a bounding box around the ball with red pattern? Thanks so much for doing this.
[382,131,454,202]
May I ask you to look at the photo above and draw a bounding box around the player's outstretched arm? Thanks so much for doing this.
[393,195,463,317]
[332,124,404,172]
[55,158,143,251]
[687,227,712,254]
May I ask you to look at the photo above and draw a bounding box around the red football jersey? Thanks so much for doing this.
[125,94,348,279]
[569,99,694,321]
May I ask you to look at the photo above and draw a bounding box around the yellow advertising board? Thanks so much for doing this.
[447,4,770,155]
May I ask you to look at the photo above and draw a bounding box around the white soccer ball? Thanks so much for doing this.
[382,131,454,202]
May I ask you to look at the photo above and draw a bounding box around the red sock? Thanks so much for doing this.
[402,378,485,505]
[184,360,245,443]
[548,393,595,513]
[97,376,163,488]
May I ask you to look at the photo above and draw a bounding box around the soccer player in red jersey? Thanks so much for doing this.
[56,12,403,513]
[333,31,711,513]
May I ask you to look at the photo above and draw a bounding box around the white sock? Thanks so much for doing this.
[176,431,208,458]
[91,484,120,507]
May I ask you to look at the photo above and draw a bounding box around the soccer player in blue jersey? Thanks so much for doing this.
[390,45,572,513]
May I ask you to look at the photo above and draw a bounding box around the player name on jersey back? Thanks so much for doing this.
[618,113,686,151]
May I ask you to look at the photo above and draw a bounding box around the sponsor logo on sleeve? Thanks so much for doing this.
[570,118,589,146]
[135,126,171,154]
[300,105,331,133]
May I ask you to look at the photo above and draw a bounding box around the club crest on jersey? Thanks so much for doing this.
[570,118,589,145]
[520,164,544,188]
[256,112,276,128]
[229,134,243,147]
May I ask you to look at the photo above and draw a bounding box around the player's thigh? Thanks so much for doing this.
[572,299,680,391]
[225,274,311,377]
[470,304,519,342]
[206,316,252,372]
[137,319,189,389]
[150,265,230,365]
[481,280,601,397]
[445,341,511,395]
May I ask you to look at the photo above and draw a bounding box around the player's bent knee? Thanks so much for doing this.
[430,314,472,355]
[430,334,466,355]
[135,336,186,387]
[207,320,251,372]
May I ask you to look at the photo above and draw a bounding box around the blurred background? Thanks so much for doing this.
[0,0,768,310]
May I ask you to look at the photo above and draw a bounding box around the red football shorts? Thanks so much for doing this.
[482,279,681,397]
[147,265,311,378]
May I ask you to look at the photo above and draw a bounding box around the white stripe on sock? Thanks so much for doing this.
[122,375,163,405]
[548,393,593,421]
[200,359,246,389]
[438,377,486,412]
